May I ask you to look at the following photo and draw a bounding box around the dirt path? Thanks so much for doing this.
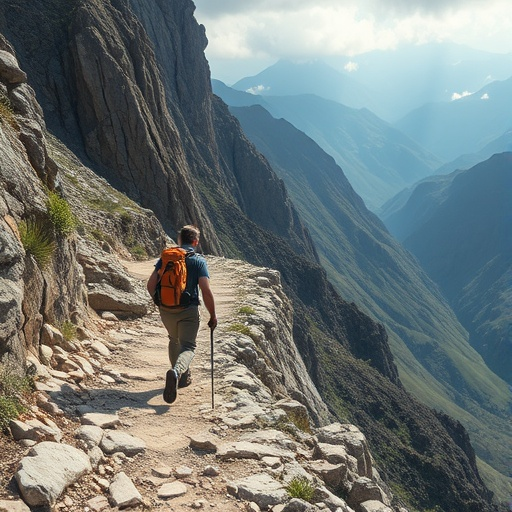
[85,257,253,510]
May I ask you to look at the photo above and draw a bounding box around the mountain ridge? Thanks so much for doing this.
[395,76,512,162]
[0,0,508,509]
[213,80,441,210]
[225,104,511,479]
[385,153,512,385]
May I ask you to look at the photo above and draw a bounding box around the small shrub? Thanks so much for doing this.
[90,228,105,241]
[60,320,77,342]
[0,94,17,129]
[285,476,315,502]
[227,323,253,337]
[120,211,133,225]
[238,305,256,315]
[129,244,148,260]
[0,365,33,431]
[47,191,77,236]
[19,219,56,268]
[287,410,312,434]
[88,197,124,215]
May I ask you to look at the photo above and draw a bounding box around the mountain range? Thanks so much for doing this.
[212,80,441,211]
[224,101,511,479]
[382,153,512,385]
[230,45,512,123]
[395,76,512,162]
[0,0,510,510]
[214,52,512,502]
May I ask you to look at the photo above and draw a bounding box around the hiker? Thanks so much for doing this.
[147,225,217,404]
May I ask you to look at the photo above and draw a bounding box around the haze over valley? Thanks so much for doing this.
[0,0,510,510]
[196,3,512,505]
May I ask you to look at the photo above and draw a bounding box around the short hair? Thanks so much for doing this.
[179,225,200,245]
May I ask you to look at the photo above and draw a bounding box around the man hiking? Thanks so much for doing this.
[147,225,217,404]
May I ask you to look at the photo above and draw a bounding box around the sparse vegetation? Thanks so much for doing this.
[60,320,77,342]
[47,191,77,236]
[19,219,56,268]
[285,476,315,502]
[286,410,312,434]
[0,364,33,431]
[238,305,255,315]
[129,244,148,260]
[87,194,136,216]
[227,322,253,338]
[0,93,18,129]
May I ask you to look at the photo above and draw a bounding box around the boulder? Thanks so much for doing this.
[15,442,91,507]
[100,430,146,456]
[0,49,27,84]
[109,472,142,509]
[228,473,288,509]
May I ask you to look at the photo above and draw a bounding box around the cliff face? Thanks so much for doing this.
[0,1,501,510]
[0,35,87,367]
[0,33,165,366]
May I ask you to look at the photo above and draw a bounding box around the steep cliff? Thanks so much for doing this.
[0,1,502,510]
[225,103,512,483]
[0,35,87,368]
[0,33,165,368]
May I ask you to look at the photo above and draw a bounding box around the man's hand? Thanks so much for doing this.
[208,317,217,330]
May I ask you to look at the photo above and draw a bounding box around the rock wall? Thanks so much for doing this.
[0,35,164,370]
[0,36,86,367]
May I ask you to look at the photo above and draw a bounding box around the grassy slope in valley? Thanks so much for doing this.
[228,105,512,484]
[213,80,440,211]
[388,153,512,385]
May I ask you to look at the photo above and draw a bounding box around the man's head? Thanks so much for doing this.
[179,225,200,246]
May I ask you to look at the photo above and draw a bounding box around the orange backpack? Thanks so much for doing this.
[154,247,192,307]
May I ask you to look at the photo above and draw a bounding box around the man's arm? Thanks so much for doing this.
[147,268,159,297]
[199,276,217,329]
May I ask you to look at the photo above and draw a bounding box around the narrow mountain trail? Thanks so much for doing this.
[81,257,255,510]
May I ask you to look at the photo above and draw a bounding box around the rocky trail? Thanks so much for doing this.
[0,257,398,512]
[75,257,250,510]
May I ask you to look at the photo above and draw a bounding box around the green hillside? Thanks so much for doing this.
[391,153,512,384]
[229,105,512,482]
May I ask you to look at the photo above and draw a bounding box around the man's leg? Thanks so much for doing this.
[159,306,199,403]
[159,308,181,403]
[174,306,200,377]
[159,308,180,366]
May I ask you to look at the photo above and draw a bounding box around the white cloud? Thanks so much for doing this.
[194,0,512,81]
[246,85,271,95]
[344,61,359,72]
[451,91,472,100]
[481,93,490,99]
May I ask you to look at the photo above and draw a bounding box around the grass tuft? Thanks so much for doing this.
[19,219,56,268]
[60,320,77,342]
[0,94,18,129]
[285,476,315,502]
[0,365,33,431]
[227,323,253,337]
[238,305,256,315]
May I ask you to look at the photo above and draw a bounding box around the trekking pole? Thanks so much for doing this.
[210,327,215,409]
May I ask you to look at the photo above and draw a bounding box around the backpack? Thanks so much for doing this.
[153,247,193,308]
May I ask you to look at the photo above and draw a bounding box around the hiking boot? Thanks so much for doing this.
[163,369,178,404]
[178,368,192,388]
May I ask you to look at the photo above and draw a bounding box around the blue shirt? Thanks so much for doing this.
[155,245,209,305]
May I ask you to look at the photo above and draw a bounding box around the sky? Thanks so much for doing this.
[193,0,512,85]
